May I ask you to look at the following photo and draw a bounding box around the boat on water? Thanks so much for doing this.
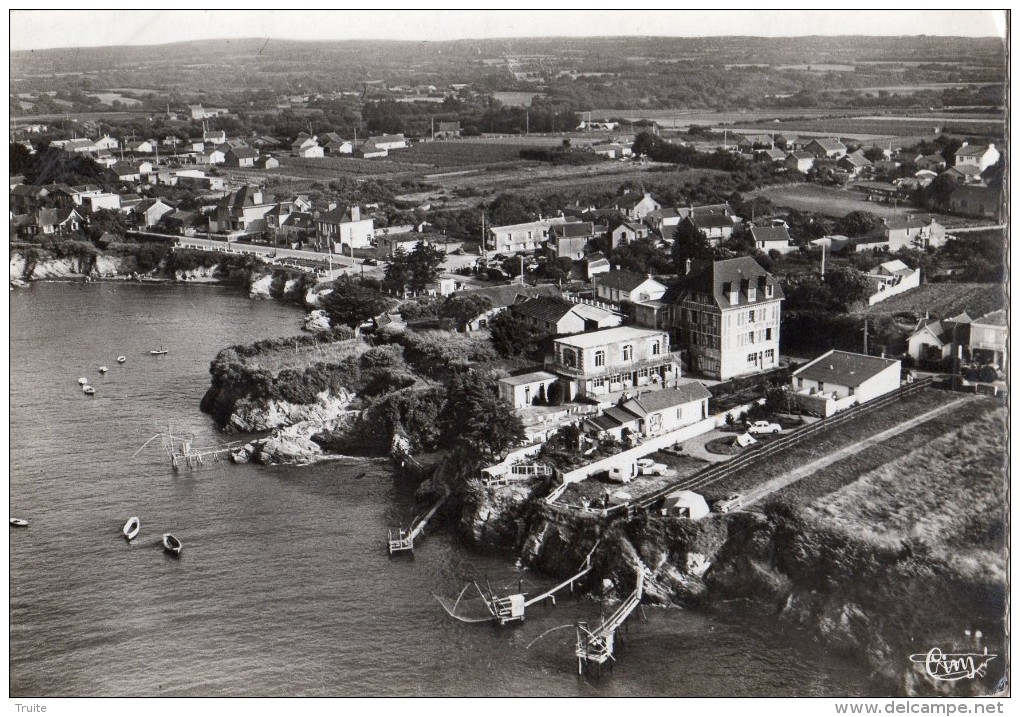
[78,377,89,385]
[99,366,109,374]
[10,518,28,527]
[83,385,96,395]
[162,533,182,555]
[150,345,168,356]
[123,516,140,541]
[117,356,127,364]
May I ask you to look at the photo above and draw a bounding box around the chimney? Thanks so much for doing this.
[960,141,968,149]
[989,143,996,150]
[351,206,360,222]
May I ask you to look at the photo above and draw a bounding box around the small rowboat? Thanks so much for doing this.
[78,377,89,385]
[99,366,109,374]
[83,386,96,395]
[10,518,28,527]
[117,356,127,364]
[162,533,182,555]
[123,516,140,541]
[150,345,168,356]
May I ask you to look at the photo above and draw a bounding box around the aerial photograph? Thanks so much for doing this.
[7,9,1009,709]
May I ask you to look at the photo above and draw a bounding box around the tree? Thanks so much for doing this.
[836,211,883,238]
[85,208,129,243]
[824,266,872,309]
[319,276,396,327]
[440,293,493,329]
[406,241,446,295]
[488,310,545,358]
[10,143,31,176]
[610,237,672,274]
[862,146,886,163]
[381,246,412,296]
[439,371,526,458]
[671,220,713,270]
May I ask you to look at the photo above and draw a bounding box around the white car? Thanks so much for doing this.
[747,420,782,435]
[636,458,668,476]
[717,493,743,513]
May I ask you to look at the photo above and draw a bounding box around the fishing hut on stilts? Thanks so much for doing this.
[133,424,244,470]
[575,571,644,677]
[387,486,450,556]
[436,541,601,626]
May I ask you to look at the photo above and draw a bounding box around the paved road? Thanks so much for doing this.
[738,395,973,509]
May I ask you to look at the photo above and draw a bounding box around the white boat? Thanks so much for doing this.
[99,366,109,374]
[117,356,127,364]
[162,533,182,555]
[10,518,28,527]
[123,516,140,541]
[78,377,89,385]
[150,345,168,356]
[83,385,96,395]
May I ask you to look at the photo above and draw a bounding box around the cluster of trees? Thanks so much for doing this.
[319,276,397,328]
[381,242,447,297]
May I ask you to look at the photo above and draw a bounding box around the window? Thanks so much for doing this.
[797,377,803,389]
[765,328,772,341]
[622,345,633,361]
[748,331,755,345]
[748,286,757,301]
[527,231,533,240]
[766,283,774,298]
[562,348,577,368]
[849,386,855,396]
[748,309,755,322]
[818,381,825,391]
[593,377,605,388]
[594,350,605,367]
[651,341,660,356]
[747,353,757,365]
[765,349,775,363]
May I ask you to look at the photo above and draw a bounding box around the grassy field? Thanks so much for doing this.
[725,118,1003,140]
[854,282,1004,319]
[749,183,963,224]
[805,398,1006,573]
[239,338,369,377]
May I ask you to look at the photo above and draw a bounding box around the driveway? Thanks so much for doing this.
[678,429,736,464]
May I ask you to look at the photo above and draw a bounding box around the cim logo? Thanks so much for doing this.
[909,647,998,683]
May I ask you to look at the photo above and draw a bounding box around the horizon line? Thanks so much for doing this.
[11,32,1006,54]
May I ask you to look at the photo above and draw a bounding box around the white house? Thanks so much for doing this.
[594,271,667,305]
[584,382,711,440]
[866,259,921,306]
[907,313,971,367]
[954,142,1000,172]
[750,225,796,255]
[498,371,561,410]
[791,350,901,417]
[318,205,375,253]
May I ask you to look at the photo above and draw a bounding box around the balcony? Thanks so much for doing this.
[546,352,682,380]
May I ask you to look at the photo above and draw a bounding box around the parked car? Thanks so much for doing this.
[450,247,465,255]
[636,458,668,476]
[607,463,639,484]
[492,253,507,262]
[716,493,743,513]
[747,420,782,435]
[363,258,379,266]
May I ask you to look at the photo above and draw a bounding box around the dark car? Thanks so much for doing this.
[363,258,379,266]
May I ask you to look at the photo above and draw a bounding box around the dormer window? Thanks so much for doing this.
[748,285,757,301]
[765,283,774,298]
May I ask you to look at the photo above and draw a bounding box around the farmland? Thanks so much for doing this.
[389,141,529,168]
[854,282,1005,320]
[719,117,1003,141]
[804,398,1006,573]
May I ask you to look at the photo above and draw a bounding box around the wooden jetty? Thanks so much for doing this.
[575,571,644,676]
[437,540,600,626]
[387,487,450,556]
[133,424,244,470]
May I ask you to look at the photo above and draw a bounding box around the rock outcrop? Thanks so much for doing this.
[223,389,356,434]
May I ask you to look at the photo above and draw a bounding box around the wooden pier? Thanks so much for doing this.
[134,424,243,470]
[387,487,450,556]
[575,571,644,676]
[437,541,600,626]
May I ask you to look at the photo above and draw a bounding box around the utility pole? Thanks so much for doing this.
[821,243,826,277]
[862,319,869,355]
[520,255,524,285]
[431,116,434,141]
[526,110,529,136]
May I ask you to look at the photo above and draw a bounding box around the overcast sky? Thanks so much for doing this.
[9,10,1006,52]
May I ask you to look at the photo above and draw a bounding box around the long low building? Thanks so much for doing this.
[790,350,901,417]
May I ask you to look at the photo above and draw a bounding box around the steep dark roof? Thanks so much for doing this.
[596,270,660,292]
[511,297,578,324]
[550,222,595,238]
[807,138,846,152]
[750,226,792,244]
[793,350,899,387]
[622,383,711,416]
[318,206,358,223]
[227,146,259,159]
[884,215,938,231]
[956,143,995,157]
[454,283,562,310]
[664,256,784,308]
[685,211,734,230]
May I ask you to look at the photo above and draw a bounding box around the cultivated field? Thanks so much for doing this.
[720,118,1003,140]
[393,141,528,168]
[805,398,1006,573]
[853,282,1005,320]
